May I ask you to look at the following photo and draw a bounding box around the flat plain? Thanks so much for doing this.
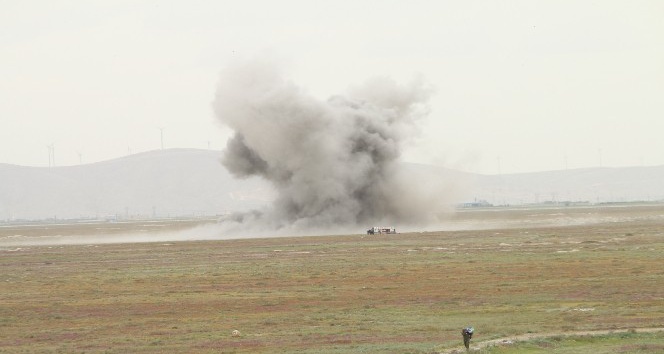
[1,205,663,353]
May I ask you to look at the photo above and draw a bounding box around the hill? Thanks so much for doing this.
[471,166,664,205]
[1,149,663,221]
[0,149,272,220]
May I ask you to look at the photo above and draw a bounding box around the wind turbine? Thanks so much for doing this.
[47,143,55,167]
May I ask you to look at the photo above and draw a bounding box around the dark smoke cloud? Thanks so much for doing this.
[213,59,453,233]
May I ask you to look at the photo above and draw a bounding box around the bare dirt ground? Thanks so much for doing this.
[3,203,664,247]
[0,217,218,246]
[1,204,663,353]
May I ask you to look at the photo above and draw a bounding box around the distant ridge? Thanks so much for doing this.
[1,149,663,221]
[0,149,272,221]
[471,166,664,205]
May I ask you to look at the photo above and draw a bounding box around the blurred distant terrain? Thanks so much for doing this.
[1,149,663,221]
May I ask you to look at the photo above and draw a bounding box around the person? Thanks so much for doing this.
[461,326,474,351]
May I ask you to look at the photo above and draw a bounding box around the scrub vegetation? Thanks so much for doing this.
[1,206,663,353]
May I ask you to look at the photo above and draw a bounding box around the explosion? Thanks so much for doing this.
[213,59,449,233]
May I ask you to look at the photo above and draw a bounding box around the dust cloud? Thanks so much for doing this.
[213,59,454,235]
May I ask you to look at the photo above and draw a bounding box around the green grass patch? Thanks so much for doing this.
[482,332,664,353]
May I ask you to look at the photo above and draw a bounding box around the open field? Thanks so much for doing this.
[1,205,664,353]
[445,328,664,353]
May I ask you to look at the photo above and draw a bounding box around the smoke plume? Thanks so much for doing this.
[214,59,450,233]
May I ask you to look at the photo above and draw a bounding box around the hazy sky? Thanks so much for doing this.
[1,0,662,174]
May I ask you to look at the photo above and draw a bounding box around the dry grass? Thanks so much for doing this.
[1,205,663,353]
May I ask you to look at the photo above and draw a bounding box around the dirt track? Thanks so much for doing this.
[438,327,664,353]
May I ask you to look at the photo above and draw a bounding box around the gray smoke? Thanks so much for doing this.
[213,59,451,233]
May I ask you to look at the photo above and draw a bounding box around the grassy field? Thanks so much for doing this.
[477,330,664,353]
[1,205,663,353]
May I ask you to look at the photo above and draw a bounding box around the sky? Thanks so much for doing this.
[1,0,663,174]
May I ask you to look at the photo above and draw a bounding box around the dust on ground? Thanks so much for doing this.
[3,204,663,247]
